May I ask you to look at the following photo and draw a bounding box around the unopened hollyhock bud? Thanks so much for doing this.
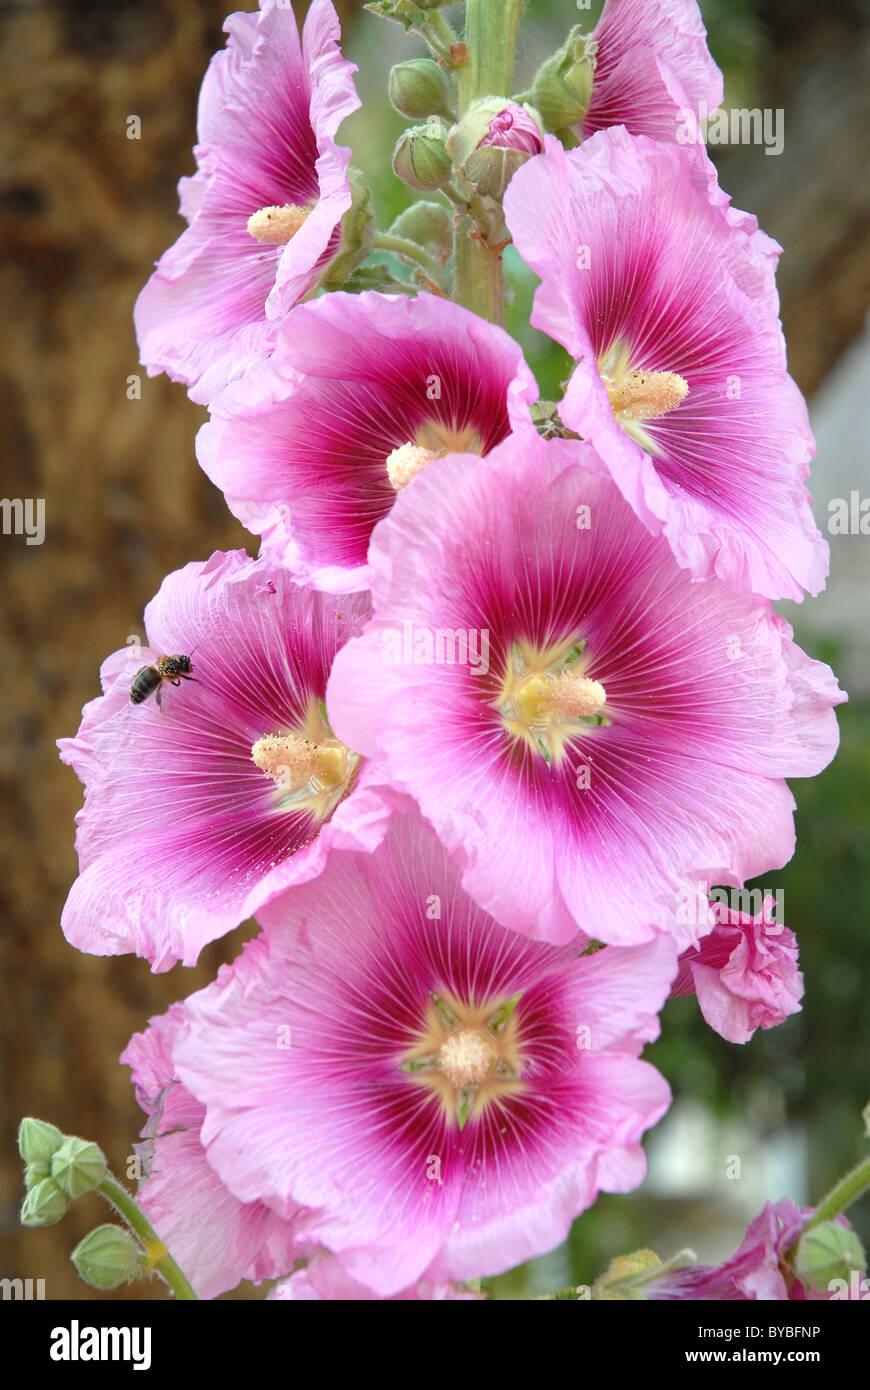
[389,58,454,121]
[448,99,544,198]
[50,1136,107,1199]
[794,1221,867,1293]
[531,26,598,133]
[18,1117,64,1168]
[71,1225,145,1290]
[389,201,453,259]
[392,121,453,190]
[592,1248,699,1300]
[20,1177,69,1227]
[319,178,376,291]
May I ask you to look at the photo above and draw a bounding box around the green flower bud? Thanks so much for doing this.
[24,1160,50,1188]
[389,201,452,259]
[389,59,454,121]
[592,1248,663,1300]
[794,1221,867,1293]
[319,177,376,291]
[591,1247,698,1301]
[531,26,598,134]
[18,1117,64,1167]
[446,98,544,199]
[20,1177,70,1227]
[50,1136,107,1200]
[71,1225,145,1290]
[392,121,453,191]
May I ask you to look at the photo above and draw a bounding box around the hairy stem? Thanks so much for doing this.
[99,1174,198,1300]
[451,0,524,324]
[800,1156,870,1234]
[373,231,445,285]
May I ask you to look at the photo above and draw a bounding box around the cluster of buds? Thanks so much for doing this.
[17,1118,146,1290]
[388,15,603,211]
[389,46,547,202]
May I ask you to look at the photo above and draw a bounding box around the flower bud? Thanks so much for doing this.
[392,121,452,191]
[389,202,452,259]
[71,1225,145,1290]
[592,1248,662,1300]
[18,1117,64,1167]
[389,59,454,122]
[24,1161,50,1188]
[50,1135,107,1199]
[20,1177,70,1227]
[320,177,376,292]
[447,99,544,198]
[794,1221,867,1293]
[530,26,598,134]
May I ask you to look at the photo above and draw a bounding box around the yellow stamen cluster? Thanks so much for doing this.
[246,203,310,245]
[438,1029,497,1088]
[607,368,689,422]
[400,992,523,1129]
[516,669,607,725]
[251,733,350,796]
[386,442,438,491]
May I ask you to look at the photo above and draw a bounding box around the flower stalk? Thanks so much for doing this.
[98,1174,199,1300]
[450,0,524,326]
[792,1155,870,1245]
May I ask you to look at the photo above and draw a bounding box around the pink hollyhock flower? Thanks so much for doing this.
[580,0,723,145]
[171,807,676,1297]
[504,129,828,601]
[121,1003,310,1300]
[671,893,803,1043]
[326,433,844,949]
[134,0,359,405]
[197,291,538,591]
[58,550,388,971]
[641,1200,856,1300]
[269,1255,482,1301]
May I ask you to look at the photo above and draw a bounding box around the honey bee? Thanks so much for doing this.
[130,654,194,710]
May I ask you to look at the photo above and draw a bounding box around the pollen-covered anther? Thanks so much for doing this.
[516,670,606,724]
[251,733,347,793]
[607,369,689,421]
[386,441,440,491]
[549,670,607,719]
[246,203,311,245]
[438,1028,497,1088]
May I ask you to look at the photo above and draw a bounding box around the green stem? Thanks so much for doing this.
[426,10,459,62]
[373,231,444,284]
[99,1174,198,1300]
[800,1156,870,1234]
[457,0,525,108]
[453,215,504,324]
[451,0,523,324]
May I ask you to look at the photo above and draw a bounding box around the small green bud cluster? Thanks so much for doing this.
[18,1120,108,1226]
[17,1118,147,1290]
